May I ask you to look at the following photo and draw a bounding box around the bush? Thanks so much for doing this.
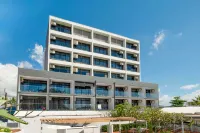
[0,127,11,132]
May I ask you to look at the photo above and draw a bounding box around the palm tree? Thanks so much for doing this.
[190,95,200,106]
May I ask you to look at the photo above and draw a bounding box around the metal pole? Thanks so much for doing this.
[181,118,184,133]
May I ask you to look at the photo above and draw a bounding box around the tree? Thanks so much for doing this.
[170,96,186,107]
[190,95,200,106]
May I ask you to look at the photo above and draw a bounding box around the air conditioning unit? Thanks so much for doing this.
[49,79,53,84]
[151,101,155,104]
[134,54,138,57]
[50,35,56,40]
[73,54,78,58]
[73,68,78,72]
[134,65,138,68]
[20,96,23,100]
[151,89,155,93]
[50,50,56,54]
[51,21,56,26]
[139,88,142,91]
[108,85,112,89]
[120,74,124,78]
[135,77,139,80]
[50,64,55,68]
[139,100,143,103]
[120,62,124,66]
[119,51,124,54]
[124,87,128,91]
[134,43,138,46]
[74,40,79,45]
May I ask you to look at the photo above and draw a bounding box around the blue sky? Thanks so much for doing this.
[0,0,200,105]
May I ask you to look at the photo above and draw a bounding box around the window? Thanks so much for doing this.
[74,55,90,65]
[126,42,137,50]
[127,75,135,81]
[127,53,137,61]
[93,46,108,55]
[74,42,90,52]
[50,51,71,62]
[111,61,123,70]
[75,98,91,110]
[94,58,108,67]
[75,86,91,95]
[50,37,71,48]
[94,33,108,43]
[74,68,90,75]
[50,65,70,73]
[111,73,124,79]
[127,64,137,72]
[115,87,125,97]
[51,23,71,34]
[111,50,123,58]
[20,79,47,93]
[50,97,70,110]
[74,28,91,39]
[94,71,108,78]
[111,38,123,47]
[96,86,109,96]
[50,82,70,94]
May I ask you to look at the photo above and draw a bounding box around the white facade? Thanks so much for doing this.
[45,16,141,81]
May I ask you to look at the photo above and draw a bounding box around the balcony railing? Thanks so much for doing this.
[20,85,47,93]
[50,87,70,94]
[49,103,70,110]
[132,92,144,98]
[96,90,111,97]
[75,89,92,95]
[75,104,92,110]
[115,91,129,97]
[146,93,158,99]
[19,103,46,110]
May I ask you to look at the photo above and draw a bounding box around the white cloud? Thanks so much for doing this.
[0,63,18,97]
[164,85,168,88]
[148,51,153,56]
[152,30,165,50]
[181,90,200,102]
[30,43,44,67]
[180,84,199,90]
[159,95,172,106]
[18,61,33,69]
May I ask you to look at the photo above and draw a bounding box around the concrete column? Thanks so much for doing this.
[107,123,113,133]
[46,79,50,110]
[109,98,114,110]
[70,96,73,110]
[91,97,95,110]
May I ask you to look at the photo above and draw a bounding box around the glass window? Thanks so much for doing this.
[94,71,108,78]
[93,46,108,55]
[51,24,71,34]
[127,53,137,61]
[111,50,123,58]
[50,97,70,110]
[20,79,47,93]
[126,42,137,50]
[75,86,91,95]
[74,68,90,75]
[50,82,70,94]
[50,37,71,48]
[111,73,124,79]
[74,42,90,52]
[111,61,123,70]
[74,28,91,39]
[74,55,90,65]
[127,75,135,81]
[94,58,108,67]
[94,33,108,43]
[111,38,123,47]
[127,64,137,72]
[115,87,125,96]
[50,51,71,62]
[50,65,70,73]
[96,86,108,96]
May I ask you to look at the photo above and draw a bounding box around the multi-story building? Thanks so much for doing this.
[17,16,159,111]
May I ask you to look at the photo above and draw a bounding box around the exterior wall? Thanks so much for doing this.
[17,68,159,110]
[46,16,141,81]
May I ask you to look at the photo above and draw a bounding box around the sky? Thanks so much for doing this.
[0,0,200,106]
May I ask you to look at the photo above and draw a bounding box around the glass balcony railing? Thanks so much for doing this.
[132,92,144,98]
[115,91,129,97]
[75,104,92,110]
[146,93,158,99]
[50,87,70,94]
[96,90,110,96]
[49,103,70,110]
[19,103,46,110]
[75,89,92,95]
[20,85,47,93]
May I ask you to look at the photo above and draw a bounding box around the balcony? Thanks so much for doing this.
[75,88,92,95]
[50,86,70,94]
[115,91,129,97]
[96,88,111,97]
[146,93,158,99]
[20,84,47,93]
[50,66,70,73]
[51,23,71,34]
[75,104,92,110]
[126,42,138,50]
[50,37,71,48]
[93,46,108,55]
[50,51,71,62]
[19,103,46,110]
[74,42,91,52]
[94,71,108,78]
[49,103,70,110]
[132,92,144,98]
[111,50,124,58]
